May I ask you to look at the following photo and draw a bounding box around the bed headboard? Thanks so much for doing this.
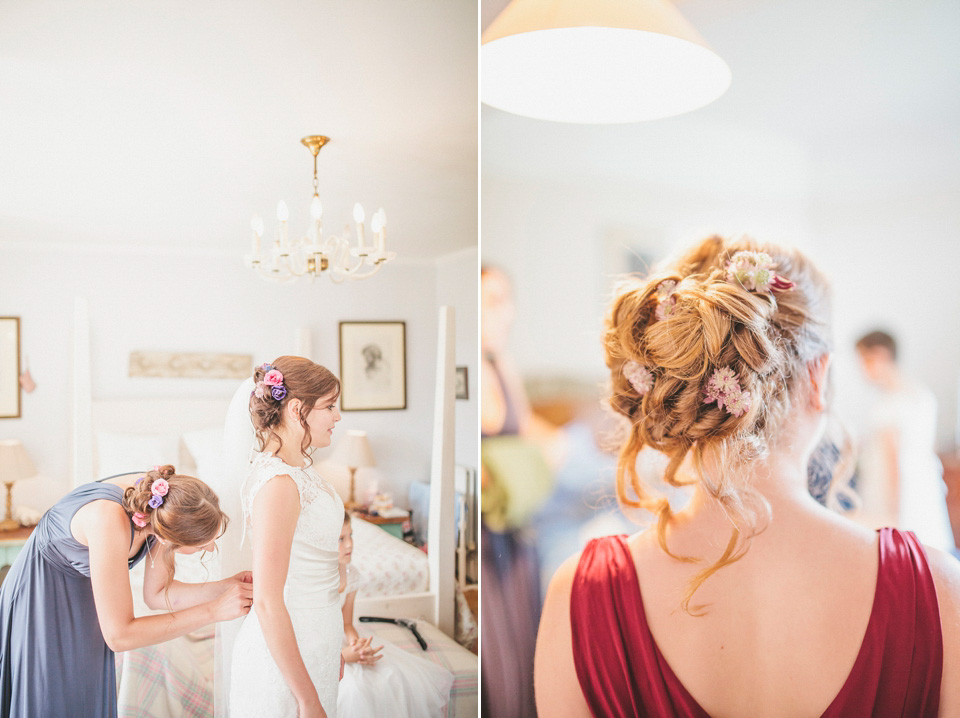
[84,399,231,483]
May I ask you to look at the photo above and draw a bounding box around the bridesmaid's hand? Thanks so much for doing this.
[211,581,253,622]
[340,654,345,680]
[230,570,253,585]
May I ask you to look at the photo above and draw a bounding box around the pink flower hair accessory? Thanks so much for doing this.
[132,512,148,528]
[623,361,654,397]
[152,479,169,497]
[725,251,795,293]
[655,280,679,321]
[263,369,284,387]
[703,366,752,418]
[252,364,288,402]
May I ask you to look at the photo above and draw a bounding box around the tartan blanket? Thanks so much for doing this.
[115,621,477,718]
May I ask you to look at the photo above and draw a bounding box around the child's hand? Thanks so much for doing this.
[343,636,383,665]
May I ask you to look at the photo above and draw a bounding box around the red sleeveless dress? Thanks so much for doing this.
[570,528,942,717]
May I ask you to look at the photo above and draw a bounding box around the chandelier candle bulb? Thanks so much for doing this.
[353,202,366,249]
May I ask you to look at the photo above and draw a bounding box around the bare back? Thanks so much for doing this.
[536,503,960,717]
[628,508,879,717]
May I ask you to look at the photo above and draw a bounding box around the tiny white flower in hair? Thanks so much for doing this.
[725,250,794,293]
[623,361,654,396]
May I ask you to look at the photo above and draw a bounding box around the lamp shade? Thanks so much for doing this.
[331,431,376,470]
[481,0,731,124]
[0,440,37,482]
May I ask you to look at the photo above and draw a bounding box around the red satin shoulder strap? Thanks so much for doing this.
[570,535,709,718]
[824,528,942,717]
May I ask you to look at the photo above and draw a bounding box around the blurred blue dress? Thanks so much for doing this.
[0,480,154,718]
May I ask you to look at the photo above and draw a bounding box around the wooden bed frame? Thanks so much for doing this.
[70,298,459,635]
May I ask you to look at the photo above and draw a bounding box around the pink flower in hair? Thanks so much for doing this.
[254,382,267,399]
[656,280,677,301]
[724,387,753,417]
[151,479,169,497]
[132,512,148,528]
[707,366,739,395]
[263,369,284,386]
[655,280,679,321]
[623,361,653,396]
[703,366,751,417]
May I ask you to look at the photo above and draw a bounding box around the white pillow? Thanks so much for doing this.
[96,432,182,479]
[181,427,224,486]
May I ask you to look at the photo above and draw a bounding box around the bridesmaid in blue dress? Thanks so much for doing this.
[0,465,254,718]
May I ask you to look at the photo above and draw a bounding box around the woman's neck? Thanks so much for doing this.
[677,449,824,535]
[263,426,307,467]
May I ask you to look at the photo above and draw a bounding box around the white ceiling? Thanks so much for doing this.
[0,0,478,259]
[482,0,960,200]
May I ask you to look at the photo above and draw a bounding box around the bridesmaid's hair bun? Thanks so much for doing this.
[122,467,228,555]
[604,234,833,613]
[248,356,340,465]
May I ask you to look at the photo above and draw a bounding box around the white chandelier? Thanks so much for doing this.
[245,135,394,283]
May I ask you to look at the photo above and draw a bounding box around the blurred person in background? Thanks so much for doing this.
[855,330,956,554]
[481,266,555,718]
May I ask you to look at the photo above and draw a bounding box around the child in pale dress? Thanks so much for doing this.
[337,511,454,717]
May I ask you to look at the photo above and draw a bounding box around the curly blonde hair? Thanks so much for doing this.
[604,235,832,612]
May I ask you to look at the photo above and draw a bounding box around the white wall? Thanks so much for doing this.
[805,188,960,450]
[0,243,477,512]
[481,172,815,380]
[482,173,960,452]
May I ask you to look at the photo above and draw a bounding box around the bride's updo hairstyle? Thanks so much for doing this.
[605,235,832,612]
[122,464,228,584]
[249,355,340,465]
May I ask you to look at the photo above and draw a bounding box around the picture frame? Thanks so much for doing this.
[455,366,469,400]
[339,321,407,411]
[0,317,21,419]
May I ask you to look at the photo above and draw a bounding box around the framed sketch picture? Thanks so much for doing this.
[0,317,21,419]
[455,366,469,400]
[339,321,407,411]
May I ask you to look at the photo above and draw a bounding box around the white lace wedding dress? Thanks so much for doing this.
[229,452,345,718]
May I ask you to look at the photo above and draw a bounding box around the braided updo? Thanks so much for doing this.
[121,464,228,586]
[249,356,340,464]
[605,235,832,612]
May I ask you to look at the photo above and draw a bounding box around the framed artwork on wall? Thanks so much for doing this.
[455,366,469,400]
[339,321,407,411]
[0,317,21,419]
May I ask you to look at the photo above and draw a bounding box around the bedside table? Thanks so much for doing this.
[0,526,35,571]
[353,511,409,540]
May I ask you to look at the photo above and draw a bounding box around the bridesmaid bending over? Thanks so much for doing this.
[0,465,253,718]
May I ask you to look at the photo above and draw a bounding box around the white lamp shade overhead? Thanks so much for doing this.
[481,0,731,124]
[0,440,37,482]
[331,430,376,469]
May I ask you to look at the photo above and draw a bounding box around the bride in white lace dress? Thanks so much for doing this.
[228,357,345,718]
